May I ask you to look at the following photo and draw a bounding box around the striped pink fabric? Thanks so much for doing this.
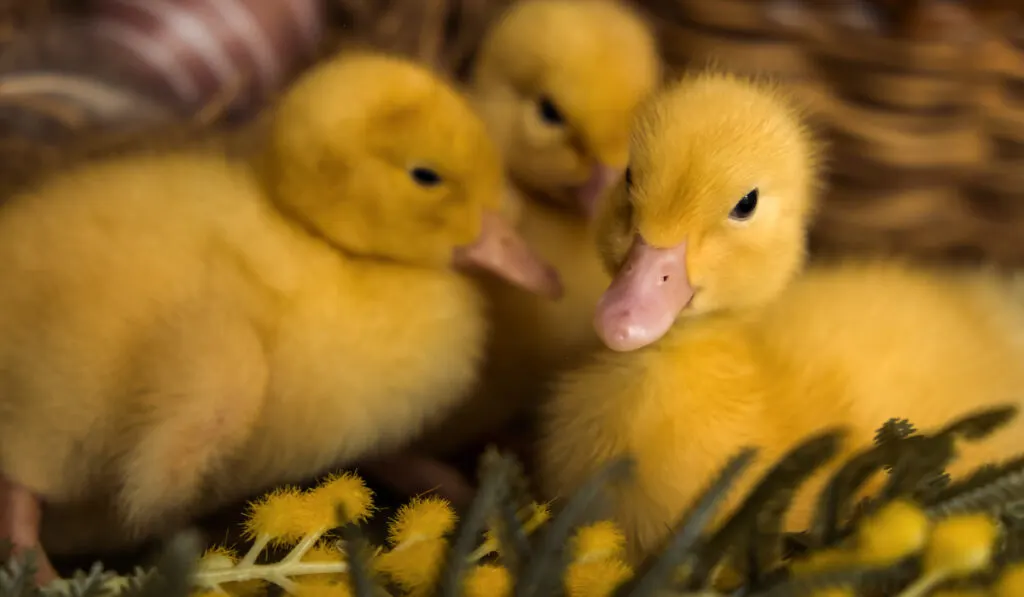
[89,0,323,109]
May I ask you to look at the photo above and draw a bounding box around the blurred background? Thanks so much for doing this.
[0,0,1022,266]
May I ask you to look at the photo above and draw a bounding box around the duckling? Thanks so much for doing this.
[0,51,561,582]
[536,70,1024,563]
[411,0,662,465]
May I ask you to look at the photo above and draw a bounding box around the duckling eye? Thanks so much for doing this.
[729,188,758,221]
[410,167,443,187]
[624,167,632,191]
[537,96,564,126]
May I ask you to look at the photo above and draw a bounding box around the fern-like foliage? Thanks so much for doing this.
[7,404,1024,597]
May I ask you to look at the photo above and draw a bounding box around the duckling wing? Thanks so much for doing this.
[754,261,1024,471]
[0,155,275,553]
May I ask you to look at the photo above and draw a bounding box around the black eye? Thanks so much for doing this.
[729,188,758,221]
[624,167,632,190]
[410,167,442,187]
[537,96,564,125]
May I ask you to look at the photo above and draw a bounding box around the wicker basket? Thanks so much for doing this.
[0,0,1023,264]
[646,0,1024,264]
[809,19,992,261]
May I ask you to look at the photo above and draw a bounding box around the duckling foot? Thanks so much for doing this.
[360,453,476,510]
[0,476,58,586]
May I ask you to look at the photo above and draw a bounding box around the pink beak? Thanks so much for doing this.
[593,234,694,351]
[453,210,564,300]
[576,163,622,219]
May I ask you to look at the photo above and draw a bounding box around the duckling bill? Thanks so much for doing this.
[454,210,562,299]
[595,234,694,352]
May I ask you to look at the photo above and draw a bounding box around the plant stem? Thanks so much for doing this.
[893,571,948,597]
[239,534,271,567]
[284,528,327,564]
[467,537,498,563]
[270,572,298,594]
[196,560,350,588]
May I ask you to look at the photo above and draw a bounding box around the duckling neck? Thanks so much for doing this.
[518,194,589,234]
[680,301,773,327]
[513,175,588,219]
[247,220,487,481]
[592,309,773,467]
[683,248,808,320]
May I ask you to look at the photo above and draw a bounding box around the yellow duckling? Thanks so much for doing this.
[536,69,1024,563]
[0,51,560,582]
[407,0,662,475]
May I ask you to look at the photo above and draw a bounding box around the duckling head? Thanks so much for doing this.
[468,0,661,218]
[261,51,562,299]
[593,70,821,351]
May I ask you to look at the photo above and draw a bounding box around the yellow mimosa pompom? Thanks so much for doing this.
[198,546,238,571]
[387,496,457,546]
[292,578,353,597]
[303,472,374,530]
[303,543,346,563]
[243,486,314,544]
[923,514,1001,577]
[374,537,448,591]
[565,559,633,597]
[478,502,552,557]
[854,499,931,566]
[571,521,627,562]
[994,562,1024,597]
[464,564,512,597]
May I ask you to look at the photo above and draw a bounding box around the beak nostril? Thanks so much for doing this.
[661,275,669,282]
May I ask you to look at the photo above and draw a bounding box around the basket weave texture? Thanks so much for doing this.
[0,0,1022,264]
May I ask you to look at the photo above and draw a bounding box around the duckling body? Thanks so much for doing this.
[536,70,1024,563]
[540,260,1024,560]
[0,154,486,554]
[0,53,560,578]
